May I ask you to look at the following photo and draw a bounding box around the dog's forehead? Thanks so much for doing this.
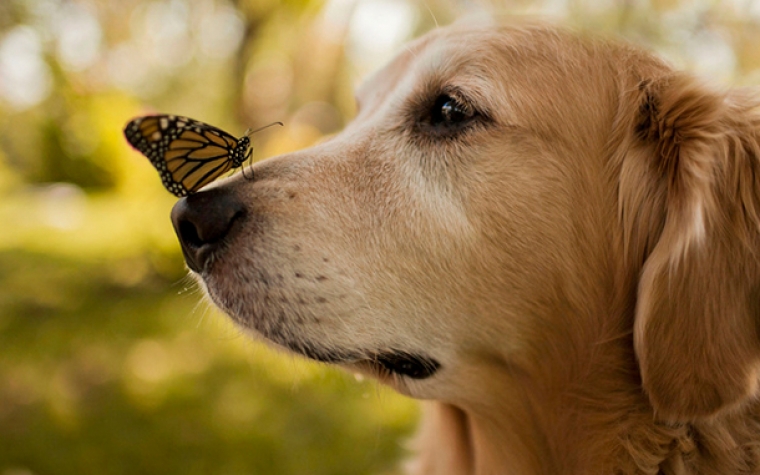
[354,25,598,114]
[353,32,436,107]
[355,26,508,108]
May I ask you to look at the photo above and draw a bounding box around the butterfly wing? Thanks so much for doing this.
[124,115,247,197]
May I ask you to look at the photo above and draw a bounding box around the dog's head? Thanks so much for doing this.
[171,22,760,421]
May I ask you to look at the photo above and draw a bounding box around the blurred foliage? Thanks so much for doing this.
[0,249,416,475]
[1,0,759,474]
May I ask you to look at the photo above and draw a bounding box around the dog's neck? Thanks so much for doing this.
[399,247,717,475]
[408,401,551,475]
[407,326,760,475]
[403,166,760,475]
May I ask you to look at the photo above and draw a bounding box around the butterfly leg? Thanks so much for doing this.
[242,147,254,180]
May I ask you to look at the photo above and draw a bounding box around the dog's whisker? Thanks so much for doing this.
[421,0,439,29]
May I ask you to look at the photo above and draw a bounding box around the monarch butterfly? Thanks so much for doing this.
[123,114,279,197]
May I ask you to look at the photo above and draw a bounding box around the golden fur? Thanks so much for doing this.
[177,21,760,475]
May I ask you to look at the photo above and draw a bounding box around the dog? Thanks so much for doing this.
[170,20,760,475]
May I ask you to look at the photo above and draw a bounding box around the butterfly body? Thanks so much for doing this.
[124,115,251,197]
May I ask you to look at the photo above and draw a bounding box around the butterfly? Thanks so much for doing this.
[124,114,277,197]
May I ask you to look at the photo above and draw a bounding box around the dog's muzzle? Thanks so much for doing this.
[170,188,245,272]
[169,187,442,381]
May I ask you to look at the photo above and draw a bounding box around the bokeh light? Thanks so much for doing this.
[0,26,52,109]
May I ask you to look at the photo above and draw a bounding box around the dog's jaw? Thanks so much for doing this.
[197,256,443,384]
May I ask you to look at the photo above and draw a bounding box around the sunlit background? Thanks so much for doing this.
[1,0,759,474]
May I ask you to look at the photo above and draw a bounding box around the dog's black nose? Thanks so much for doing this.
[170,188,246,272]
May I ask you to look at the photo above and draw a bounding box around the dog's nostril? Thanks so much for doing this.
[170,188,246,272]
[178,219,203,248]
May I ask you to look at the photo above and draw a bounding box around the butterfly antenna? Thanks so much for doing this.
[244,121,284,138]
[241,121,282,180]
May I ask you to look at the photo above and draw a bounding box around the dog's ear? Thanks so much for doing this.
[618,74,760,421]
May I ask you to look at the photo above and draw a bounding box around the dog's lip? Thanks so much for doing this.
[179,243,216,274]
[360,351,441,380]
[293,342,441,379]
[179,244,203,273]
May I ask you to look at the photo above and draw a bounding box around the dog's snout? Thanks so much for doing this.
[170,188,246,272]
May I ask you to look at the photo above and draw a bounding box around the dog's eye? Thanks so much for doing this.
[417,93,478,136]
[431,95,473,126]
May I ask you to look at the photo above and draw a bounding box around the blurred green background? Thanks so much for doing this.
[1,0,759,474]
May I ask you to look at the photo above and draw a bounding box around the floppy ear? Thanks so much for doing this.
[620,74,760,421]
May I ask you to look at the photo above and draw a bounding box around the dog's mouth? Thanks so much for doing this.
[282,340,441,380]
[200,263,441,380]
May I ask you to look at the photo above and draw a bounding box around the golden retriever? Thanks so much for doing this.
[170,20,760,475]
